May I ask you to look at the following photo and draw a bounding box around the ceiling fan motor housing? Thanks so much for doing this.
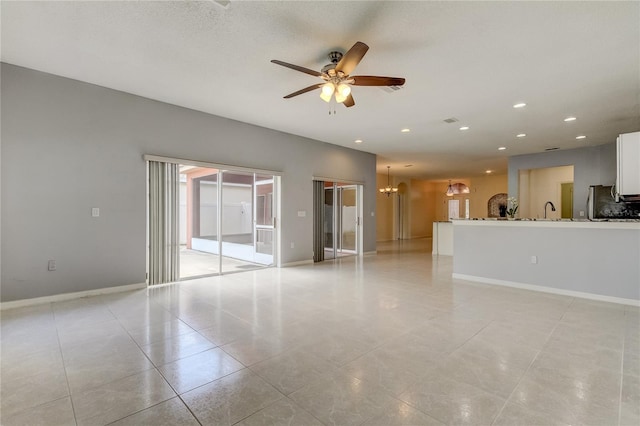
[322,51,344,74]
[328,51,343,64]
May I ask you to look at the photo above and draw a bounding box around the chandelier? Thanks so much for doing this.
[379,166,398,196]
[446,180,470,196]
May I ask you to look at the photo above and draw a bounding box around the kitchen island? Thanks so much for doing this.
[432,221,453,255]
[452,219,640,304]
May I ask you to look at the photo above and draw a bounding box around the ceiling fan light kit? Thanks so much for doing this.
[320,83,334,102]
[271,41,405,108]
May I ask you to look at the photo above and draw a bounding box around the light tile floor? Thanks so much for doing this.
[180,247,267,278]
[1,239,638,425]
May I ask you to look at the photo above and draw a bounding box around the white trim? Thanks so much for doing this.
[364,250,377,256]
[0,283,147,311]
[452,273,640,306]
[143,155,283,176]
[281,259,314,267]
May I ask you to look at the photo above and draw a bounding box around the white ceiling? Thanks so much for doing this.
[2,1,639,179]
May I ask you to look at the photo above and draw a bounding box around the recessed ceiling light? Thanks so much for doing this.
[486,170,492,174]
[401,128,411,133]
[513,103,527,108]
[564,117,577,122]
[459,126,469,131]
[354,139,363,144]
[498,146,507,150]
[517,133,526,138]
[576,135,587,139]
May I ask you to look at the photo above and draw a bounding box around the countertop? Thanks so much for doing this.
[452,218,640,230]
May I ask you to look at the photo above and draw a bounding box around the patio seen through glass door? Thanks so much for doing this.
[179,165,276,279]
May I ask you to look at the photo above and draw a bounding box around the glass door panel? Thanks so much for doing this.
[341,186,357,253]
[324,186,336,260]
[220,170,257,273]
[255,175,274,265]
[179,166,220,278]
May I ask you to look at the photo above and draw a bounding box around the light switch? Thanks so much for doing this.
[297,211,306,217]
[91,208,100,217]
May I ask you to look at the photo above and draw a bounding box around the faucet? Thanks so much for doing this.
[544,201,556,219]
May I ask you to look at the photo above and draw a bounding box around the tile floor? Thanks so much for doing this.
[179,247,267,278]
[1,239,638,425]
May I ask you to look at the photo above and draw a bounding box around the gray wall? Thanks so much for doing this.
[508,143,616,217]
[1,63,377,302]
[453,222,640,301]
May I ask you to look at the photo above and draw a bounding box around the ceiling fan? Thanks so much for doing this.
[271,41,405,108]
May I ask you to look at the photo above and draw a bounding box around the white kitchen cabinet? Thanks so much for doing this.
[616,131,640,196]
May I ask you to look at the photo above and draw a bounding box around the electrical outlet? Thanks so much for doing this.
[290,242,295,249]
[48,260,57,271]
[579,211,585,217]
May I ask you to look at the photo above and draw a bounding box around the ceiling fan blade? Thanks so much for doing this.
[283,84,323,99]
[335,41,369,75]
[343,93,355,108]
[351,76,406,86]
[271,60,322,77]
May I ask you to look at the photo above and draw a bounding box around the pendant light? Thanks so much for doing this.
[446,180,454,196]
[379,166,398,196]
[446,180,470,196]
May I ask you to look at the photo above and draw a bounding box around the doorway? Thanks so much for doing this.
[180,167,278,278]
[313,180,362,262]
[147,157,280,285]
[518,165,574,219]
[561,182,574,218]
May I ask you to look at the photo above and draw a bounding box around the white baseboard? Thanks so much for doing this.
[0,282,147,311]
[364,251,377,256]
[452,273,640,307]
[281,259,314,267]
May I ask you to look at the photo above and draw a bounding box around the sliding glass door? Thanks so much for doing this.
[314,180,361,262]
[219,171,275,273]
[181,166,220,278]
[178,166,277,279]
[255,175,275,265]
[340,186,357,253]
[324,185,336,260]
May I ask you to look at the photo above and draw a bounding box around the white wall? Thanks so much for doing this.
[197,183,252,237]
[1,63,377,302]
